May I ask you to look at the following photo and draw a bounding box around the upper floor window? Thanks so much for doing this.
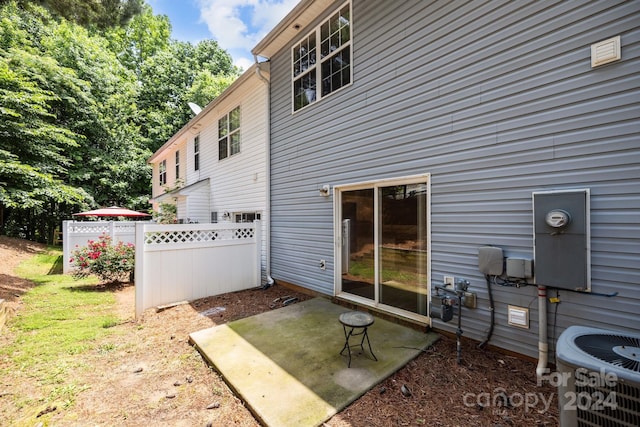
[159,160,167,185]
[219,106,240,160]
[175,151,180,179]
[194,135,200,171]
[292,1,351,112]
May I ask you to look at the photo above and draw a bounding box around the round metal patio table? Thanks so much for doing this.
[339,311,378,368]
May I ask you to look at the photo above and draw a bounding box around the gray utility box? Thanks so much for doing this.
[533,189,590,291]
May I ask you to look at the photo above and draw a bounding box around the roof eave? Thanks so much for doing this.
[148,63,261,164]
[251,0,335,59]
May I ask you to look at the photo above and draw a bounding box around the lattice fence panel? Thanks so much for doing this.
[114,224,136,233]
[234,227,254,239]
[143,227,255,246]
[68,224,110,234]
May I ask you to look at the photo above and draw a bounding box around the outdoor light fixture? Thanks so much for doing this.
[319,185,330,196]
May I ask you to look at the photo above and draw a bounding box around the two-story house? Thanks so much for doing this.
[149,62,270,281]
[250,0,640,364]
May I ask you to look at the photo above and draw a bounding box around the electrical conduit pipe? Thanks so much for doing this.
[536,285,548,378]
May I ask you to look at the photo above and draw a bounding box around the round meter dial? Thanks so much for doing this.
[545,209,571,228]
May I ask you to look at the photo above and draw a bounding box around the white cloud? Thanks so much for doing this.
[197,0,298,52]
[234,56,255,71]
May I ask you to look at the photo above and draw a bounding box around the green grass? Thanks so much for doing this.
[6,249,119,367]
[1,247,123,416]
[348,260,426,284]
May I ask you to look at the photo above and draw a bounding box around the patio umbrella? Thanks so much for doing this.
[73,206,150,218]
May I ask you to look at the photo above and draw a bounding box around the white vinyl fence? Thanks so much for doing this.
[62,220,138,274]
[134,221,261,317]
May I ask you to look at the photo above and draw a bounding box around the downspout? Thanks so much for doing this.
[254,55,275,287]
[536,285,548,378]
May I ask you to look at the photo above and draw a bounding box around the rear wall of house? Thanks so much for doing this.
[200,75,269,220]
[267,0,640,358]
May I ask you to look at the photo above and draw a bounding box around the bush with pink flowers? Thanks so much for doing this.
[70,234,135,283]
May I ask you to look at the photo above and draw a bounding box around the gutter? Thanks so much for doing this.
[254,56,274,287]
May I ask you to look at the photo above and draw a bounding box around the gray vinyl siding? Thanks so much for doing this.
[268,0,640,358]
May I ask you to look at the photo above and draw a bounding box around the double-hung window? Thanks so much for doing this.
[218,106,240,160]
[175,151,180,180]
[159,160,167,185]
[194,135,200,171]
[292,1,352,112]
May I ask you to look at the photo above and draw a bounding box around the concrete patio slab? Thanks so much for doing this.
[190,297,439,427]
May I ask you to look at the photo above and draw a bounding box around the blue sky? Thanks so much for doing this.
[147,0,299,70]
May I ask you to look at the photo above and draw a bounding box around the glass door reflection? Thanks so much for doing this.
[341,189,375,301]
[378,184,428,315]
[340,182,428,316]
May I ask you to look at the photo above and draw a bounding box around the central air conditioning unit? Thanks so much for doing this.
[556,326,640,427]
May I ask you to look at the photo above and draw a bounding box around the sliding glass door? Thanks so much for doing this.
[338,176,430,318]
[340,189,375,301]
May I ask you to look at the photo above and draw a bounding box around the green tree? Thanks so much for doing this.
[0,0,241,242]
[185,70,238,111]
[104,4,170,75]
[0,6,92,238]
[134,39,240,151]
[20,0,144,28]
[42,18,151,209]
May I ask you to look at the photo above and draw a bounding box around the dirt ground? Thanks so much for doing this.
[0,236,559,426]
[0,236,46,311]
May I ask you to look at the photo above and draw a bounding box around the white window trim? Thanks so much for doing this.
[159,159,167,186]
[333,173,432,324]
[175,150,180,180]
[194,135,200,171]
[218,106,241,161]
[291,0,353,113]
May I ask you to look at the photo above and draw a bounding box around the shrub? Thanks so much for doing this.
[154,201,177,224]
[70,234,135,283]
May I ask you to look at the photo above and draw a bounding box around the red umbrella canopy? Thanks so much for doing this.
[73,206,150,217]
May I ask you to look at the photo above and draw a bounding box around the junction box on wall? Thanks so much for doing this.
[470,188,592,372]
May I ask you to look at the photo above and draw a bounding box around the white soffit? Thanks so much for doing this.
[252,0,334,59]
[591,36,621,68]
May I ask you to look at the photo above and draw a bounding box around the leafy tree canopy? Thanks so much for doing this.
[0,0,240,242]
[15,0,144,28]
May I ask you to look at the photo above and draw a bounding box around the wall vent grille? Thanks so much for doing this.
[591,36,621,67]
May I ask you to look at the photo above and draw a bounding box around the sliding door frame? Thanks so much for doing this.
[333,173,432,324]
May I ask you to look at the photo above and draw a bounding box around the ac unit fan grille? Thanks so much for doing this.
[557,327,640,427]
[575,334,640,373]
[574,380,640,427]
